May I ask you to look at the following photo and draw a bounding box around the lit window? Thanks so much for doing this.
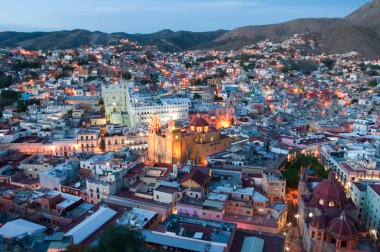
[329,201,334,207]
[319,199,324,206]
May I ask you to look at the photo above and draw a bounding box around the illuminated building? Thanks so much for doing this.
[297,169,371,251]
[102,80,190,126]
[148,114,232,164]
[76,127,101,153]
[262,170,286,200]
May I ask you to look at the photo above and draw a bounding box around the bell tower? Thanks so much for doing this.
[148,114,162,162]
[298,166,308,204]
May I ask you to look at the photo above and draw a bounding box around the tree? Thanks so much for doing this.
[184,61,191,69]
[214,95,223,102]
[321,58,336,70]
[17,99,40,112]
[122,71,132,80]
[0,90,20,100]
[0,76,14,88]
[369,80,378,87]
[66,244,87,252]
[193,93,202,99]
[90,225,147,252]
[265,141,270,154]
[216,68,227,78]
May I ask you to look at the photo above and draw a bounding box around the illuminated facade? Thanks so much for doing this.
[148,114,232,164]
[102,80,190,126]
[297,170,365,251]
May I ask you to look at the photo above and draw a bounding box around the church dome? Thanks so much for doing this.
[190,114,210,133]
[328,211,358,239]
[310,171,345,209]
[191,114,209,127]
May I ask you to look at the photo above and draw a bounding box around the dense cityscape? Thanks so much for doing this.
[0,1,380,252]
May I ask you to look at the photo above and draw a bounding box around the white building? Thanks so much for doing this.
[350,182,380,240]
[39,161,79,191]
[353,119,375,135]
[102,80,190,126]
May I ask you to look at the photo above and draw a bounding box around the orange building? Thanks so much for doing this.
[148,114,232,165]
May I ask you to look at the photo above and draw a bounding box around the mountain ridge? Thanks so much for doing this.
[0,0,379,57]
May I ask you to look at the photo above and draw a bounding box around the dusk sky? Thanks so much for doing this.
[0,0,369,33]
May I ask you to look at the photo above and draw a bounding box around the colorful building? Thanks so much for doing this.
[148,114,232,165]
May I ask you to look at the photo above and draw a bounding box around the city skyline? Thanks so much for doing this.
[0,0,369,33]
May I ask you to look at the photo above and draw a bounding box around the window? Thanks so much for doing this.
[341,241,347,248]
[329,201,334,207]
[319,199,324,206]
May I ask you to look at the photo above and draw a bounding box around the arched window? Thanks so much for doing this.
[341,240,347,248]
[329,201,334,207]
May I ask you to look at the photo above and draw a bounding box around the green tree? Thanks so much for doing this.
[214,95,224,102]
[184,61,191,69]
[66,244,87,252]
[0,76,14,88]
[17,99,41,112]
[91,225,147,252]
[369,80,378,87]
[216,68,227,78]
[1,90,20,100]
[321,58,336,70]
[282,153,327,189]
[193,93,202,99]
[122,71,132,80]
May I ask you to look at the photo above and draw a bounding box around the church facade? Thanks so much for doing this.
[148,114,232,165]
[297,168,371,251]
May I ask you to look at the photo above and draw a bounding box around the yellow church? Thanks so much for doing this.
[148,114,232,165]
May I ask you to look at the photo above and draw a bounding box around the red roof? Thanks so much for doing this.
[190,115,209,127]
[310,172,345,208]
[328,211,358,239]
[181,168,208,187]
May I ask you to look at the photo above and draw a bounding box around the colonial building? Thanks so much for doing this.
[148,114,232,164]
[76,127,101,153]
[102,80,190,126]
[297,168,371,251]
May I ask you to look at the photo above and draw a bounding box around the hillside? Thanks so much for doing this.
[0,30,127,50]
[0,0,380,57]
[214,18,338,42]
[208,0,380,57]
[342,0,380,28]
[304,25,380,58]
[0,29,228,51]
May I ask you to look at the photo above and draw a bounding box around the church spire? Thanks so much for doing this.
[168,116,175,132]
[149,114,161,135]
